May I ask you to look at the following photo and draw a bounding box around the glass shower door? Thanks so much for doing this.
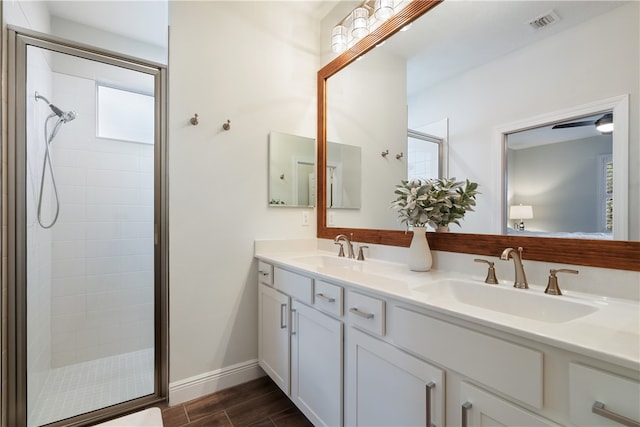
[17,39,164,426]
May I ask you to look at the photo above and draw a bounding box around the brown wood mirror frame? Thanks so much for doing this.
[316,0,639,271]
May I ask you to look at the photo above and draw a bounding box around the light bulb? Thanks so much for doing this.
[331,25,348,53]
[374,0,394,21]
[351,7,370,39]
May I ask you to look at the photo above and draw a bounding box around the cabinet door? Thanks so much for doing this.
[291,301,343,427]
[258,283,290,394]
[460,382,559,427]
[346,328,444,427]
[569,363,640,426]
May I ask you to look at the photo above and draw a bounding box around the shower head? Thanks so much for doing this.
[35,92,76,123]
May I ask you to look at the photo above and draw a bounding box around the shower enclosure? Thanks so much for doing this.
[7,29,168,426]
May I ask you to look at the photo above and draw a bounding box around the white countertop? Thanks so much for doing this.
[255,247,640,372]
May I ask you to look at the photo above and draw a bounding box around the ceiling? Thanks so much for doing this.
[378,1,629,97]
[45,0,337,49]
[507,113,611,150]
[46,1,169,47]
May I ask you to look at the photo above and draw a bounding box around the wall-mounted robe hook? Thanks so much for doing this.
[381,149,389,158]
[396,152,404,160]
[222,120,231,131]
[280,174,285,180]
[190,114,199,125]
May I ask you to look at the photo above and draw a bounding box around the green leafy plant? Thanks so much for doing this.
[391,177,479,229]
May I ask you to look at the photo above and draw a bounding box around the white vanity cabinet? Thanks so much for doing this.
[460,382,560,426]
[255,253,639,427]
[346,327,445,427]
[291,300,343,427]
[257,263,344,426]
[568,363,640,426]
[258,283,290,394]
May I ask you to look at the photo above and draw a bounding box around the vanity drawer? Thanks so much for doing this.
[314,280,343,317]
[569,363,640,426]
[258,261,273,286]
[389,306,543,408]
[347,291,385,336]
[274,267,313,304]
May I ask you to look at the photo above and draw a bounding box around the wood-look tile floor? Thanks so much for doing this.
[159,376,313,427]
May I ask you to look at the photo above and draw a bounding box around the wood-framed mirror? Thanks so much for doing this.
[317,0,639,271]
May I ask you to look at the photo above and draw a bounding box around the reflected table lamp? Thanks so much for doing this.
[510,204,533,231]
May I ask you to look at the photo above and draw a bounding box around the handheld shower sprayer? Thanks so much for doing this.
[34,91,77,228]
[35,91,77,123]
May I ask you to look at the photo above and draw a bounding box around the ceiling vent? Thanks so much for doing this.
[528,10,561,30]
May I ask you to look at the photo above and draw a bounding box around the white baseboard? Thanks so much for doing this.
[168,359,264,405]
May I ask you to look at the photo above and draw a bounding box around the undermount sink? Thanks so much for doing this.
[293,254,361,269]
[412,279,599,323]
[291,254,408,284]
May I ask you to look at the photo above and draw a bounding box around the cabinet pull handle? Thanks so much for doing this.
[280,303,287,329]
[461,401,472,427]
[349,307,374,319]
[316,293,335,303]
[425,381,435,427]
[291,309,297,335]
[592,401,640,427]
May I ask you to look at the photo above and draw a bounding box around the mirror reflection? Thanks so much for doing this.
[269,131,361,208]
[325,0,638,240]
[506,111,614,239]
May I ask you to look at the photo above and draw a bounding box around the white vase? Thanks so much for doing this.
[408,226,432,271]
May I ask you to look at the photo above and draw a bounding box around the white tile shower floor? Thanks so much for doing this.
[28,348,154,427]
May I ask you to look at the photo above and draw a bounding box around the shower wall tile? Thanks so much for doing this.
[50,71,155,367]
[52,240,85,260]
[57,185,86,205]
[52,257,86,278]
[51,295,86,318]
[52,277,85,297]
[55,165,87,186]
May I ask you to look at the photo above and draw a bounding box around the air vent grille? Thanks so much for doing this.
[528,10,561,30]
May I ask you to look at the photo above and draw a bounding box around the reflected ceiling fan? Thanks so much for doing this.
[552,112,614,133]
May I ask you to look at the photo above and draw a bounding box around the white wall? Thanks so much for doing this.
[168,1,318,398]
[408,3,640,238]
[51,16,167,65]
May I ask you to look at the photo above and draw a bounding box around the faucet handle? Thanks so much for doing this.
[357,245,369,261]
[544,268,579,295]
[474,258,499,284]
[334,241,345,257]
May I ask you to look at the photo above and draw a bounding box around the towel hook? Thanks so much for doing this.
[223,120,231,131]
[190,114,199,126]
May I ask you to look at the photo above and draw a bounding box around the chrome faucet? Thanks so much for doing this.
[334,234,355,259]
[500,247,529,289]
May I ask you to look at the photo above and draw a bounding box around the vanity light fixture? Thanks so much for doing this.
[510,204,534,231]
[330,0,408,54]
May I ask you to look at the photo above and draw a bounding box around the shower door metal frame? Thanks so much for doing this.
[6,27,169,427]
